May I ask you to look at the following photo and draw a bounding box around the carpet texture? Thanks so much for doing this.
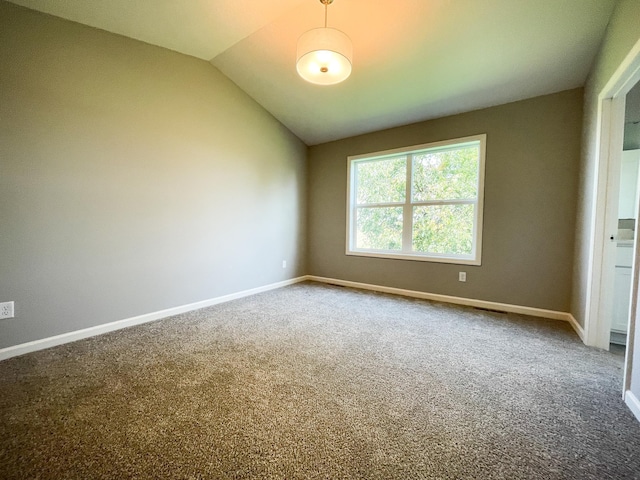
[1,282,639,479]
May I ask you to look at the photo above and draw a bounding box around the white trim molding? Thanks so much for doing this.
[625,390,640,423]
[0,276,307,362]
[307,275,584,338]
[567,314,586,342]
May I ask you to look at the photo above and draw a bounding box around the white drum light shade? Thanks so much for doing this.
[296,27,352,85]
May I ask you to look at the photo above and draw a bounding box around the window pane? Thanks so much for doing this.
[412,204,474,255]
[356,207,403,251]
[412,146,478,201]
[355,157,406,204]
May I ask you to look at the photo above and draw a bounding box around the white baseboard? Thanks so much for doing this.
[566,314,586,342]
[0,274,586,362]
[0,276,307,362]
[625,390,640,423]
[306,275,582,334]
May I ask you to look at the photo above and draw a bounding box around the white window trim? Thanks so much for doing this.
[345,134,486,266]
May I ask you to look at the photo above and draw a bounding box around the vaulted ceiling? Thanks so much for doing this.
[8,0,618,145]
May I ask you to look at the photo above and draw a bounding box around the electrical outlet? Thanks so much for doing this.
[0,301,14,319]
[282,260,287,269]
[458,272,467,282]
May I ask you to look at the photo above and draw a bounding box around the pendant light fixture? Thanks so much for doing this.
[296,0,352,85]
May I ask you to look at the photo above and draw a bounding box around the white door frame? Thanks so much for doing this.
[585,38,640,396]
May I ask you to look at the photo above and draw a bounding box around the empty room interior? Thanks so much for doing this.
[2,0,640,478]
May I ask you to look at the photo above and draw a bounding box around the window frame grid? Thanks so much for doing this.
[346,134,486,265]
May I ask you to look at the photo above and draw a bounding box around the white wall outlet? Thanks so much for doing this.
[282,260,287,269]
[0,301,14,319]
[458,272,467,282]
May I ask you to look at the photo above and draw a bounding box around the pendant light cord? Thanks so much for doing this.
[324,2,328,27]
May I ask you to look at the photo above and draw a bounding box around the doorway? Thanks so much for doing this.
[611,85,640,349]
[585,38,640,409]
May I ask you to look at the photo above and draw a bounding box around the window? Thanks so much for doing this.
[346,134,486,265]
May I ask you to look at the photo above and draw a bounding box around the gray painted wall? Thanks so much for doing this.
[0,2,307,349]
[308,90,582,312]
[624,81,640,151]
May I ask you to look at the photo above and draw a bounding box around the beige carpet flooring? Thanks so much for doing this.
[1,281,640,479]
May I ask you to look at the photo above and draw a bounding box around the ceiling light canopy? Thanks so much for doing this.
[296,0,352,86]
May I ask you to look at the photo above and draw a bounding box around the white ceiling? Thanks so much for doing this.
[9,0,617,145]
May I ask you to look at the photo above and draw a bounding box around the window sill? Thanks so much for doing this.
[346,250,481,266]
